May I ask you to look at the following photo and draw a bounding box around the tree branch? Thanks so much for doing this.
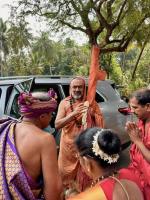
[131,31,150,80]
[91,0,110,29]
[114,0,128,27]
[107,0,115,20]
[122,14,148,49]
[97,0,107,10]
[78,0,85,9]
[59,20,86,33]
[102,14,148,53]
[70,0,82,15]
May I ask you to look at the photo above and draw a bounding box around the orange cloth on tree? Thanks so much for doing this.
[87,45,107,106]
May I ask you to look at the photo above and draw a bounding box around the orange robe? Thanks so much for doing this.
[58,96,104,189]
[58,45,106,190]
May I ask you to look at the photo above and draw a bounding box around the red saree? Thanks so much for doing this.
[67,169,143,200]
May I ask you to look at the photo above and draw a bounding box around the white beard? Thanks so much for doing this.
[72,94,82,100]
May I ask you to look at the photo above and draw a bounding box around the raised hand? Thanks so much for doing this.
[73,103,89,116]
[125,121,141,144]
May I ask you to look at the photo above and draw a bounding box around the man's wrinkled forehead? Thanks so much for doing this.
[70,78,85,87]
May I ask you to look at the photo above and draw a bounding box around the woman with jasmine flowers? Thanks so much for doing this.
[68,127,144,200]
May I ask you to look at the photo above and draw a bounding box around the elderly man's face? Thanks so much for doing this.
[70,79,84,100]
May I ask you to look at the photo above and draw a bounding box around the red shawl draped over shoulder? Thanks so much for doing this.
[128,120,150,199]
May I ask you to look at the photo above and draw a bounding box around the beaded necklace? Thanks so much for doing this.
[70,98,82,128]
[91,171,130,200]
[91,171,117,187]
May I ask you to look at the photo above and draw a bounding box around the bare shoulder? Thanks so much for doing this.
[25,125,56,151]
[39,130,56,147]
[59,98,70,108]
[56,98,70,116]
[40,131,58,165]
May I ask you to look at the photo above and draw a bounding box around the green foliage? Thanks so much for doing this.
[11,0,150,53]
[0,18,9,76]
[109,55,123,84]
[7,21,32,54]
[101,53,123,84]
[0,16,149,98]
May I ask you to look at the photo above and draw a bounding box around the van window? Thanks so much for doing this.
[95,92,105,103]
[10,93,21,119]
[5,86,14,108]
[31,84,62,104]
[110,83,121,97]
[62,84,105,103]
[62,85,69,97]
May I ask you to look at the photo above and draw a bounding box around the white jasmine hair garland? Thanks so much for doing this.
[92,130,119,164]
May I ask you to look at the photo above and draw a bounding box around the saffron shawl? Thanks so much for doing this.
[0,118,43,200]
[58,77,104,189]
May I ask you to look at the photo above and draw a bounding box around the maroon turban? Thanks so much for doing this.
[18,89,57,118]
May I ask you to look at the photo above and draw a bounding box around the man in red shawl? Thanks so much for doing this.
[126,88,150,200]
[55,46,106,194]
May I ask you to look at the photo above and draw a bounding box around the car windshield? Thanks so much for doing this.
[110,83,121,97]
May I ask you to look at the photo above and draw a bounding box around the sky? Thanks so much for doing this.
[0,0,48,34]
[0,0,12,20]
[0,0,87,44]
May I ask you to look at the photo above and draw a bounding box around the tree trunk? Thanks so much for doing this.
[131,33,150,80]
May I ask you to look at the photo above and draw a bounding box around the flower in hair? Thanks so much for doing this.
[92,130,119,164]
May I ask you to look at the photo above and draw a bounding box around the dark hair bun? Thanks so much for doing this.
[97,130,121,155]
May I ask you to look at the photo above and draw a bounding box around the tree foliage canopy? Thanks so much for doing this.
[13,0,150,53]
